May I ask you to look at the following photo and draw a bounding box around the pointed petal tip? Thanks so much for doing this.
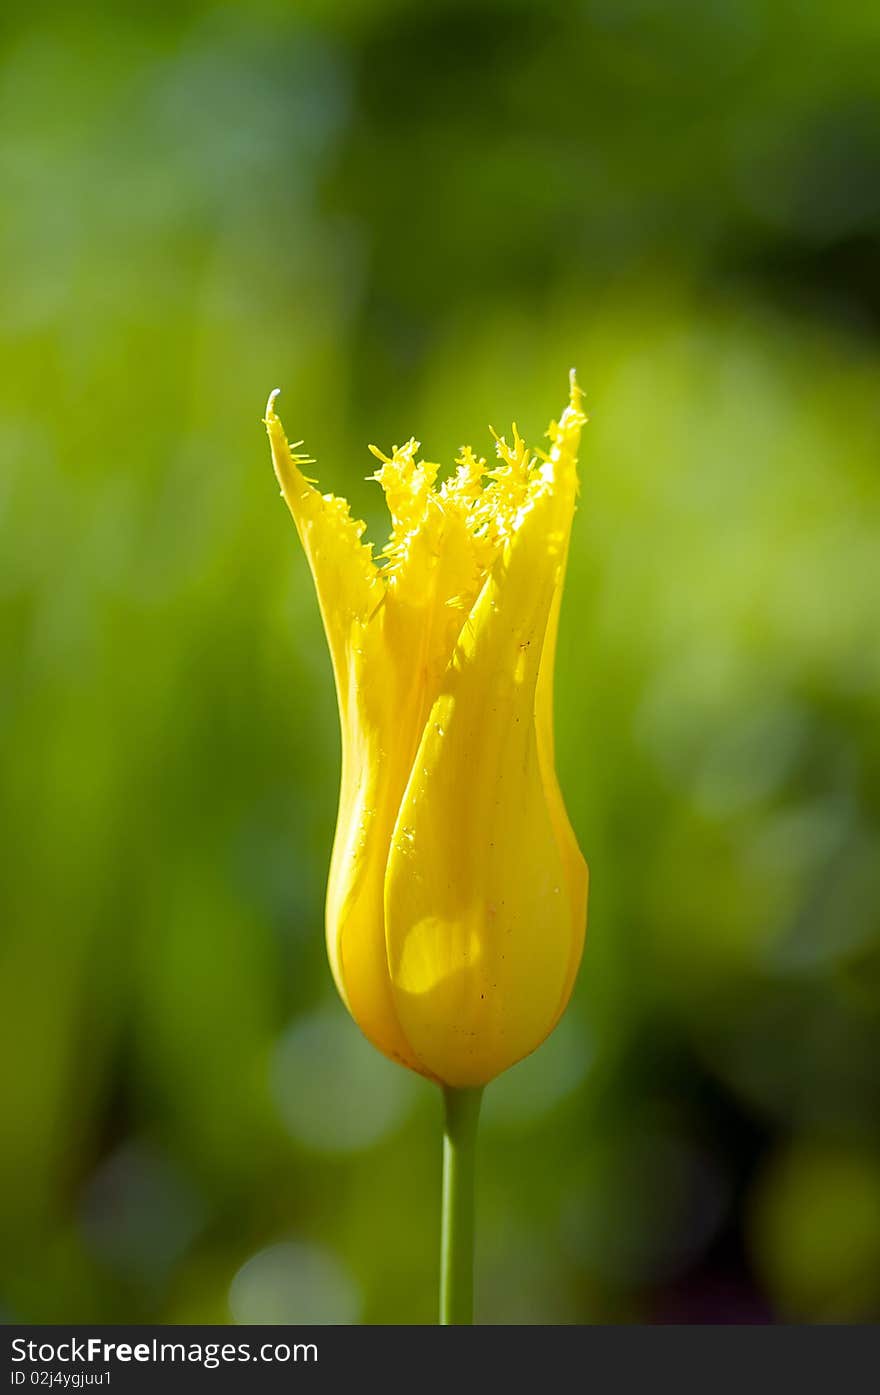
[264,387,282,424]
[563,369,588,432]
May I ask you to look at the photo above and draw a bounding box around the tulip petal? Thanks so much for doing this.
[534,381,590,1030]
[383,381,587,1086]
[265,391,381,705]
[265,395,421,1070]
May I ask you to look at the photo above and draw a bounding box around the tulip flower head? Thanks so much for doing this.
[266,375,589,1088]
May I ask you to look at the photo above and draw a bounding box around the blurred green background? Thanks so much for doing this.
[2,0,880,1325]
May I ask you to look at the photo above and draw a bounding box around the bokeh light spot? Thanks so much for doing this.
[270,1007,419,1154]
[229,1241,360,1325]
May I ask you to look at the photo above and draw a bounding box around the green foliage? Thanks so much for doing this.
[1,0,879,1324]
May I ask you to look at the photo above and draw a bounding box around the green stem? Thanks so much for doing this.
[439,1085,484,1325]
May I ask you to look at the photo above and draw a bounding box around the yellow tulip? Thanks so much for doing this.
[265,375,588,1088]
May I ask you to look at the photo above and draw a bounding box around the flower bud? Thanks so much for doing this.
[266,377,588,1087]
